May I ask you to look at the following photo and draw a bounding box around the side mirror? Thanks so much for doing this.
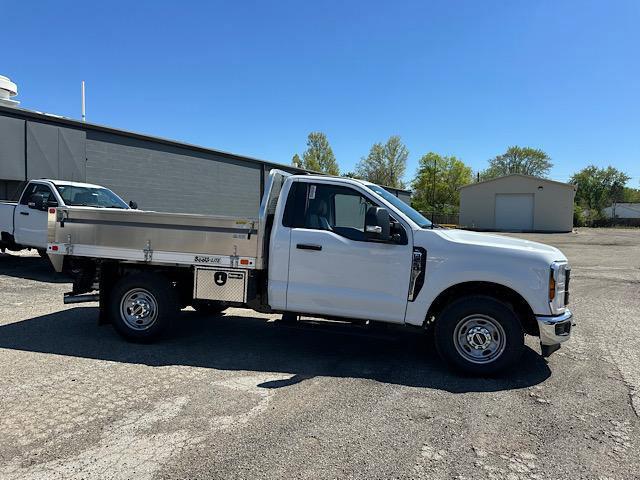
[129,200,138,209]
[365,206,391,241]
[28,193,45,211]
[390,219,407,244]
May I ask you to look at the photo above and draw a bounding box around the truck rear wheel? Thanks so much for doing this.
[109,273,178,342]
[434,295,524,375]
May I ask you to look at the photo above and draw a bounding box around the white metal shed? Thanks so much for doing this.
[459,174,576,232]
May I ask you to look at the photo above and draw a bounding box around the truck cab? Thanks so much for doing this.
[267,176,416,324]
[0,179,132,254]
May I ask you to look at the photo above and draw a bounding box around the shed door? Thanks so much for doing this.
[495,194,534,231]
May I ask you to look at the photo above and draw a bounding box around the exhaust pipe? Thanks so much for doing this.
[63,293,99,304]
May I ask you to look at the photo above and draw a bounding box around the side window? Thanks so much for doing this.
[20,184,58,206]
[301,184,377,241]
[282,181,307,228]
[334,192,371,231]
[19,184,38,205]
[33,185,57,206]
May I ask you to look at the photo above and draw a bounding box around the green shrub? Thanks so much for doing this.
[573,204,586,227]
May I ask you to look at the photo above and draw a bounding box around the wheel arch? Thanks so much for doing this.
[425,281,539,336]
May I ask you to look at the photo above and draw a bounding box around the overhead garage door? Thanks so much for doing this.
[495,194,534,231]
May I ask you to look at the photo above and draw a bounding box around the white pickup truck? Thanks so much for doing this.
[46,170,573,375]
[1,179,134,256]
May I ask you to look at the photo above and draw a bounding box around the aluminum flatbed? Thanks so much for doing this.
[47,207,260,270]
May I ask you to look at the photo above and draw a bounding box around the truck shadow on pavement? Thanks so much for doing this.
[0,307,551,393]
[0,253,67,283]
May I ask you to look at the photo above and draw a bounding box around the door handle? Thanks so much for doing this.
[296,243,322,251]
[20,212,29,216]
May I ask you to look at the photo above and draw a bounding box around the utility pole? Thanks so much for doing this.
[431,156,437,227]
[81,80,86,122]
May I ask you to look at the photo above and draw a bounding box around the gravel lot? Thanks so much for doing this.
[1,228,639,479]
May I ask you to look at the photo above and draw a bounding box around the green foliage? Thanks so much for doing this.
[343,171,362,179]
[300,132,339,175]
[291,153,303,168]
[573,204,585,227]
[481,146,552,179]
[570,165,630,220]
[411,152,473,214]
[622,186,640,203]
[355,136,408,188]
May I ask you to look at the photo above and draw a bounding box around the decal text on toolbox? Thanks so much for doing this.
[194,255,223,264]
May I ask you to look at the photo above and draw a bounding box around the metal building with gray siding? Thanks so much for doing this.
[459,174,576,232]
[0,105,411,215]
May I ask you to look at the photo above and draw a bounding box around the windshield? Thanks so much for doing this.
[365,184,432,228]
[55,185,129,209]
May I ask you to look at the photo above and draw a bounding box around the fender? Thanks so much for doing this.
[404,235,554,326]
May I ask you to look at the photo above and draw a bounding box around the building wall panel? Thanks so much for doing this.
[59,127,86,182]
[0,116,25,181]
[26,122,59,179]
[85,132,262,216]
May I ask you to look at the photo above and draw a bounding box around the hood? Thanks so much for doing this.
[426,229,566,260]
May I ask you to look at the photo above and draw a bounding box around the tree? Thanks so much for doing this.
[299,132,339,175]
[343,171,362,179]
[355,135,408,188]
[411,152,473,214]
[481,146,552,179]
[570,165,630,219]
[291,153,303,168]
[621,186,640,203]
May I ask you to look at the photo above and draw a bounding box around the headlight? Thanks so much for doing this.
[549,262,569,314]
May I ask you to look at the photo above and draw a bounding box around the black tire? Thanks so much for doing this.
[108,273,179,342]
[434,295,524,375]
[192,300,227,316]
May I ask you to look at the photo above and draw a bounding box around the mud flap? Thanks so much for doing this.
[541,343,561,357]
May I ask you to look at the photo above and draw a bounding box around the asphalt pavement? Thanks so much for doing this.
[0,228,638,479]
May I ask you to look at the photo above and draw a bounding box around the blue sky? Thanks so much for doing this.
[4,0,639,186]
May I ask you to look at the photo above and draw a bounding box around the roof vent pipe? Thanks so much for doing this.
[0,75,19,107]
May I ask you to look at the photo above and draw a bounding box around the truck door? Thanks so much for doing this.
[285,182,412,324]
[14,183,58,249]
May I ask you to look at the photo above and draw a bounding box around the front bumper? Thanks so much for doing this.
[536,309,574,355]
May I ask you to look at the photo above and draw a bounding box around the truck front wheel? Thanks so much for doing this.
[434,295,524,375]
[109,273,178,342]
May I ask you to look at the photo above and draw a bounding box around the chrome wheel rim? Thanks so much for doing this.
[453,314,506,364]
[120,288,158,331]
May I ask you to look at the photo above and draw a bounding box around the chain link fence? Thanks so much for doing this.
[420,212,460,226]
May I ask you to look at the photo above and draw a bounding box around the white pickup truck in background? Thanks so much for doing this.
[1,179,134,256]
[46,170,573,375]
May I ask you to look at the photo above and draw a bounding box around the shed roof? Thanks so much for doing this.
[460,173,576,190]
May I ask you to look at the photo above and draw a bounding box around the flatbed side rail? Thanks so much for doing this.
[47,206,259,271]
